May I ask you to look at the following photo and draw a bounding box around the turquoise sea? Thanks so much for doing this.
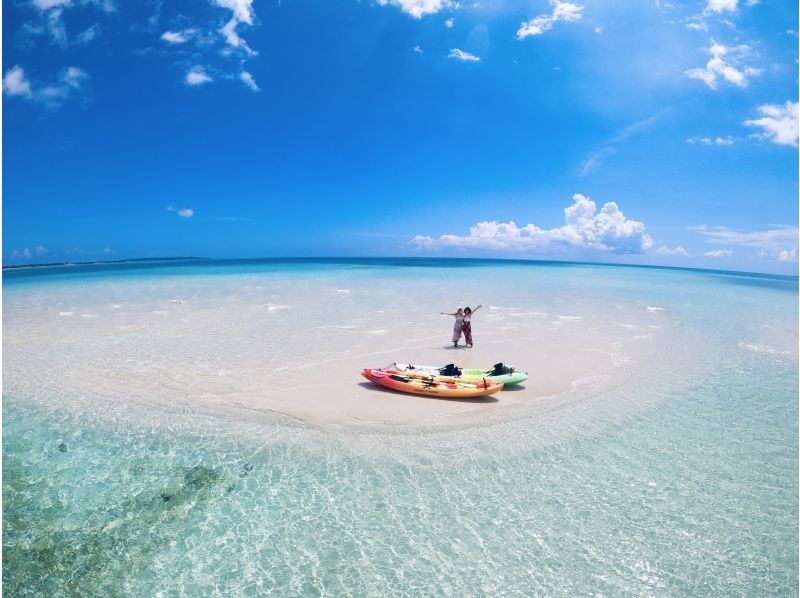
[3,258,798,595]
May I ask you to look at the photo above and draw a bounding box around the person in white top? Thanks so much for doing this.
[461,305,483,348]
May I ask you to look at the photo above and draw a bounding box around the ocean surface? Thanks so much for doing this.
[3,258,798,595]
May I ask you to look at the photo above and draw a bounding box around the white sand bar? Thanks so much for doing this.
[3,269,670,427]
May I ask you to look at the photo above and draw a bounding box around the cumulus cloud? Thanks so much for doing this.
[3,65,89,109]
[778,249,797,263]
[448,48,479,62]
[656,245,690,256]
[412,45,423,54]
[685,41,761,89]
[517,1,583,39]
[377,0,451,18]
[743,101,798,147]
[445,18,454,28]
[411,194,652,255]
[167,205,194,218]
[691,225,797,261]
[185,66,212,86]
[704,249,733,257]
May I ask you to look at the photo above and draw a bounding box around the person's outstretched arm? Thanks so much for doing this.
[472,304,483,314]
[440,311,456,316]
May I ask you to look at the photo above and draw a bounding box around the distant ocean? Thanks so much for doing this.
[3,258,798,594]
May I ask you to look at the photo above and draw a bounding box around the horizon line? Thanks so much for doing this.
[3,255,797,281]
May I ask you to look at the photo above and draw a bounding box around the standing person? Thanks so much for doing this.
[462,305,483,348]
[441,307,464,347]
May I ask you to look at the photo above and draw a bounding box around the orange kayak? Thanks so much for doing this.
[361,368,503,398]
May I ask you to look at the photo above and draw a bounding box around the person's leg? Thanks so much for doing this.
[452,323,462,346]
[463,322,473,347]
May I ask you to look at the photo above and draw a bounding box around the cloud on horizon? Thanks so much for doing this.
[410,193,653,255]
[690,224,798,261]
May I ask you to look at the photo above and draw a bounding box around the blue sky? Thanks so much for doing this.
[3,0,798,273]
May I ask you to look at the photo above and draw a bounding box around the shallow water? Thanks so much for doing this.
[3,259,798,595]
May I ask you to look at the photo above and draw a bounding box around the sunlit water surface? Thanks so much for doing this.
[3,259,797,595]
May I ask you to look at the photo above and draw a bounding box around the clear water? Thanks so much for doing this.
[3,259,798,595]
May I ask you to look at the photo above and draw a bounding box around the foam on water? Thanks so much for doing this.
[3,259,797,594]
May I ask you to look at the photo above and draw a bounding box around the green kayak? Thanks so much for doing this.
[391,363,528,386]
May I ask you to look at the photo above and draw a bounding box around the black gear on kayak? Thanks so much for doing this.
[490,363,514,376]
[438,364,462,377]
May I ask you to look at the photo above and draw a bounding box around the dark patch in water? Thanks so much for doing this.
[58,442,67,453]
[3,454,228,595]
[184,465,222,489]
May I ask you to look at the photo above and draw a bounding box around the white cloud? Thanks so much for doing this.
[11,248,34,260]
[161,30,189,44]
[412,45,423,54]
[581,113,661,175]
[445,18,454,28]
[3,66,32,97]
[167,205,194,218]
[448,48,479,62]
[103,246,112,254]
[240,71,259,91]
[743,101,799,147]
[25,0,114,47]
[685,41,761,89]
[76,24,100,44]
[3,65,89,109]
[686,20,708,31]
[656,245,690,256]
[411,193,652,255]
[185,67,212,86]
[704,249,733,257]
[691,225,797,261]
[704,0,737,13]
[778,249,797,263]
[216,0,256,54]
[377,0,451,18]
[517,1,583,39]
[703,0,759,13]
[35,245,47,255]
[686,135,734,145]
[31,0,70,9]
